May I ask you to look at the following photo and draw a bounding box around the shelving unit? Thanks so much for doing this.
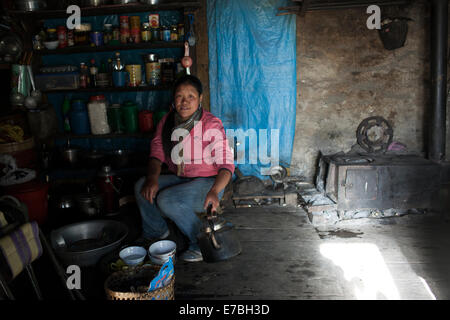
[41,83,173,93]
[7,3,201,19]
[7,2,200,153]
[59,132,153,139]
[36,41,184,55]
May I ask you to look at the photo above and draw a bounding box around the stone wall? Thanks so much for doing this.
[290,1,431,181]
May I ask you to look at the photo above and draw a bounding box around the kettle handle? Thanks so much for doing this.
[206,203,213,216]
[205,203,222,250]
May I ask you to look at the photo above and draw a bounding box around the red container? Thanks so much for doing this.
[139,110,154,132]
[130,28,141,43]
[3,180,49,225]
[57,26,67,48]
[120,16,130,44]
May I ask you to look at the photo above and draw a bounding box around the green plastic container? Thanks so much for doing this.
[107,104,124,133]
[122,101,139,133]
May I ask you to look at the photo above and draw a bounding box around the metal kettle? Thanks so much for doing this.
[196,204,241,263]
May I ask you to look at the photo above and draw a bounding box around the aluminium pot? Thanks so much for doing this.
[75,192,104,217]
[60,147,79,167]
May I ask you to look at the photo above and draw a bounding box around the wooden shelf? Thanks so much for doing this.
[7,2,201,19]
[42,84,173,93]
[36,41,184,55]
[57,132,154,139]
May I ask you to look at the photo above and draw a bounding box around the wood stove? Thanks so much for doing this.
[316,153,441,211]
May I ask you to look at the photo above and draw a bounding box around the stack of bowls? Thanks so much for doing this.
[148,240,176,265]
[119,246,147,266]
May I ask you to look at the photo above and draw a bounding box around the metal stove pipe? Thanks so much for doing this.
[429,0,448,162]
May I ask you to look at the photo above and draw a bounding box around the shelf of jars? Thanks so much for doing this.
[7,2,201,19]
[35,41,184,55]
[58,132,154,139]
[41,83,173,93]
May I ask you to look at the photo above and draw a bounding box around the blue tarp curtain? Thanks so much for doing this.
[207,0,297,179]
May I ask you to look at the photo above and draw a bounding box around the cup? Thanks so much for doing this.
[112,71,129,87]
[125,64,142,87]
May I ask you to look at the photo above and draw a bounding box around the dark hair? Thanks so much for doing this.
[161,75,203,158]
[173,74,203,96]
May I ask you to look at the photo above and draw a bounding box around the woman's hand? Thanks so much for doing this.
[203,190,220,212]
[141,177,159,204]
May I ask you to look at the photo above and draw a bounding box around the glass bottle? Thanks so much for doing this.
[113,52,124,71]
[90,59,98,87]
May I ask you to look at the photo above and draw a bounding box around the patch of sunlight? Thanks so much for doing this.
[418,276,437,300]
[319,243,400,300]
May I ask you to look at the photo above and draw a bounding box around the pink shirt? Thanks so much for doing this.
[150,110,235,177]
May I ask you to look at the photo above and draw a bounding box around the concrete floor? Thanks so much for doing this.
[174,205,450,300]
[5,201,450,300]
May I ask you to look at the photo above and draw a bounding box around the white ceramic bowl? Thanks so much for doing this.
[119,246,147,266]
[43,40,59,50]
[149,240,176,258]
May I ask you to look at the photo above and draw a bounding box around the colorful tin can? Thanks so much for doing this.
[67,30,74,46]
[90,31,103,47]
[120,16,130,44]
[111,26,120,45]
[149,14,159,28]
[130,28,140,43]
[129,16,140,29]
[150,27,159,42]
[161,26,170,42]
[170,25,178,41]
[141,23,150,42]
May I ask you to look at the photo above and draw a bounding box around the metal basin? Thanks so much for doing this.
[50,220,128,267]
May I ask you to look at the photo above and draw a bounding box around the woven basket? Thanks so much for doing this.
[0,137,34,153]
[104,264,175,300]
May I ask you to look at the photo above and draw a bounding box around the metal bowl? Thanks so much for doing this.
[14,0,47,11]
[50,220,128,267]
[113,0,137,4]
[80,0,109,7]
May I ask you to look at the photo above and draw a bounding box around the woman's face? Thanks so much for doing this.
[174,83,203,121]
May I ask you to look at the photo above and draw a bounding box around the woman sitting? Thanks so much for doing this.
[134,75,234,262]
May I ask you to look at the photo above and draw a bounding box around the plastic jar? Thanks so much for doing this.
[107,104,124,133]
[87,95,110,135]
[121,101,139,133]
[103,24,113,45]
[74,23,92,45]
[69,100,91,135]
